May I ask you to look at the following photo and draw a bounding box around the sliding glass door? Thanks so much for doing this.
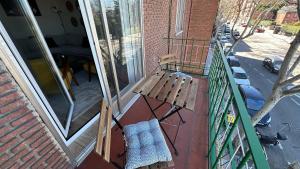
[0,0,74,137]
[102,0,143,94]
[88,0,143,111]
[0,0,108,138]
[0,0,143,140]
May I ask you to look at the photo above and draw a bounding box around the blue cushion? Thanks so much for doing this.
[123,119,172,169]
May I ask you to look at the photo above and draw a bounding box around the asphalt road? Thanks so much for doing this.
[234,29,300,169]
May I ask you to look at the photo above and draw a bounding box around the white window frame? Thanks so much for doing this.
[0,0,145,145]
[175,0,185,35]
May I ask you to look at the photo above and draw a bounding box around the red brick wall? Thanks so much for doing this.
[184,0,218,40]
[143,0,169,75]
[143,0,218,75]
[0,60,73,169]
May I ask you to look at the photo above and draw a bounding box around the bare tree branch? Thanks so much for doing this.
[282,88,300,97]
[280,74,300,87]
[287,55,300,76]
[290,84,300,90]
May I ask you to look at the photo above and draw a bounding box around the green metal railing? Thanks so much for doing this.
[208,41,270,169]
[163,38,210,76]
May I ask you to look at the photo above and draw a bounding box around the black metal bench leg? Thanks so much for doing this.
[142,95,159,119]
[176,110,185,124]
[159,123,178,156]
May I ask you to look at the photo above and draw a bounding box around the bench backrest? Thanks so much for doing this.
[95,100,112,162]
[159,54,177,66]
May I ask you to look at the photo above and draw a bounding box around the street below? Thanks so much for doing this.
[234,29,300,169]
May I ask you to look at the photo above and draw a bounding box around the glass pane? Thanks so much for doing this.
[89,0,117,97]
[0,0,72,129]
[29,0,105,138]
[103,0,143,94]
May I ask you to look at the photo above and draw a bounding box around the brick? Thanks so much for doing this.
[34,138,52,156]
[51,157,66,169]
[0,137,19,152]
[1,148,29,169]
[0,82,16,96]
[38,143,56,157]
[0,89,21,107]
[0,125,11,137]
[9,162,21,169]
[0,60,71,168]
[11,141,27,154]
[30,148,57,169]
[0,106,32,124]
[45,149,61,167]
[10,112,36,127]
[19,158,36,169]
[22,127,46,145]
[0,99,28,115]
[0,118,38,143]
[21,149,36,163]
[30,135,49,149]
[0,153,10,164]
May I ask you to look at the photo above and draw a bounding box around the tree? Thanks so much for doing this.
[252,1,300,124]
[216,0,300,125]
[216,0,285,56]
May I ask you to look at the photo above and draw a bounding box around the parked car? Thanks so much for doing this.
[225,32,231,39]
[223,42,232,53]
[225,27,230,33]
[241,23,247,27]
[227,56,240,67]
[238,85,271,126]
[219,35,228,43]
[233,30,240,37]
[256,27,265,33]
[231,67,250,85]
[262,57,283,73]
[226,51,235,57]
[227,57,237,64]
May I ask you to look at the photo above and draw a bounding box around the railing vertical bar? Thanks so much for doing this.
[209,64,225,105]
[208,94,233,153]
[210,81,229,129]
[199,41,205,68]
[209,60,221,98]
[189,39,195,67]
[212,115,240,169]
[236,150,251,169]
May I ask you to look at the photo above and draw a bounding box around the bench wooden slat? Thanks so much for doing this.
[149,73,170,98]
[139,71,165,95]
[95,101,108,156]
[175,77,192,107]
[166,76,183,104]
[159,59,178,65]
[157,74,177,101]
[185,79,199,111]
[159,54,176,60]
[104,106,112,162]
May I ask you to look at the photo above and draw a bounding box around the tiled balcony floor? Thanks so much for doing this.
[77,78,208,169]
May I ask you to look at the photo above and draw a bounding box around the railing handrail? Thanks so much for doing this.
[208,41,270,169]
[215,41,269,169]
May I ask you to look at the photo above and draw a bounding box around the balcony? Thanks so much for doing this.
[77,40,269,169]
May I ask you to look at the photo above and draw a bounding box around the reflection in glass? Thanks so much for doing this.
[103,0,143,94]
[90,0,117,97]
[0,1,72,128]
[0,0,105,138]
[32,0,104,138]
